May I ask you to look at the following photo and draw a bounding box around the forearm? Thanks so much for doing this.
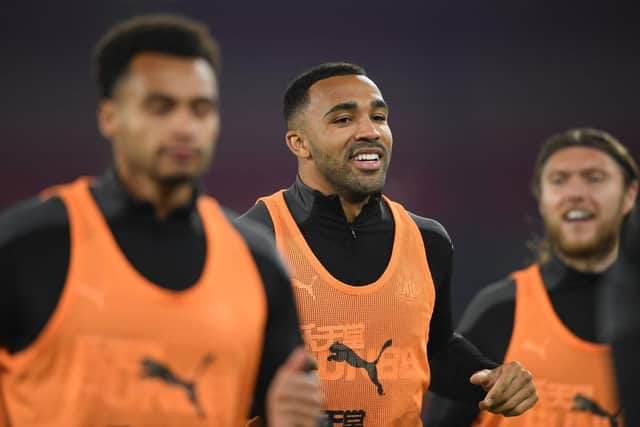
[429,333,497,402]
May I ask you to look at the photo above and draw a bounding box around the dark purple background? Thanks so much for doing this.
[2,1,638,320]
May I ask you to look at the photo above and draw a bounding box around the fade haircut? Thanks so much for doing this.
[283,62,366,127]
[93,14,221,99]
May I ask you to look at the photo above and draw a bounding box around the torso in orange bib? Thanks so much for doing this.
[260,191,435,427]
[474,264,622,427]
[0,178,267,427]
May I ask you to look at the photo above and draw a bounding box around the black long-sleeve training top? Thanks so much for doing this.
[0,168,302,418]
[425,254,609,425]
[237,176,497,403]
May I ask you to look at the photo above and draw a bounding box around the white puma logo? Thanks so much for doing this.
[292,277,316,299]
[76,283,105,309]
[522,339,549,360]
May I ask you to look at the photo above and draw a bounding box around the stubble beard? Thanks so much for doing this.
[311,144,390,202]
[544,214,622,262]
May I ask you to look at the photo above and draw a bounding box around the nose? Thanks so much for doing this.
[354,117,381,142]
[169,107,198,142]
[563,176,590,201]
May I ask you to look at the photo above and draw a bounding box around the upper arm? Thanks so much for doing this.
[231,217,302,416]
[456,277,516,363]
[236,202,275,235]
[0,195,70,351]
[409,213,454,357]
[408,214,453,294]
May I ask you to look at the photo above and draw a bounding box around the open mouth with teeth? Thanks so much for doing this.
[350,151,383,171]
[563,209,596,222]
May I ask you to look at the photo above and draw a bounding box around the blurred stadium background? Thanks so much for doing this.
[1,0,638,321]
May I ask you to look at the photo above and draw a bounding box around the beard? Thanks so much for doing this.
[150,146,215,188]
[153,172,199,188]
[309,141,390,202]
[544,215,622,261]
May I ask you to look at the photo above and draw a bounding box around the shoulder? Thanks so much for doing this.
[0,195,69,249]
[406,211,452,248]
[404,210,453,267]
[236,202,274,234]
[226,208,285,274]
[457,275,516,334]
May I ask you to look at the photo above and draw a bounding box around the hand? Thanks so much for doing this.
[267,347,321,427]
[470,361,538,416]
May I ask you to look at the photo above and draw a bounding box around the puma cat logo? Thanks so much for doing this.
[573,394,621,427]
[292,278,316,299]
[140,353,214,418]
[327,339,392,395]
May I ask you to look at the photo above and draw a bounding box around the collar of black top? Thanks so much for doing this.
[91,166,202,220]
[542,252,610,291]
[289,174,383,225]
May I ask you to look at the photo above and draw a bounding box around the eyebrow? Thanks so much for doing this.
[323,101,357,117]
[143,93,217,104]
[322,98,389,117]
[371,99,388,111]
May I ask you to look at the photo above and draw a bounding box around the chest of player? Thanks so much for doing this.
[0,179,266,427]
[476,266,622,427]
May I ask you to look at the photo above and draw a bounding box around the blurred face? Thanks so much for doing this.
[99,52,220,186]
[539,146,636,260]
[298,75,392,199]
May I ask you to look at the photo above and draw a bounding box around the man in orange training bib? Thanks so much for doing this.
[238,62,538,426]
[426,128,638,427]
[0,14,320,427]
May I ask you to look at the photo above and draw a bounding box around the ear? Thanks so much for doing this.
[285,129,312,160]
[97,99,118,140]
[622,180,639,216]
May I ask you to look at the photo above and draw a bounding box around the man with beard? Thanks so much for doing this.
[0,15,320,427]
[238,62,538,426]
[425,128,638,427]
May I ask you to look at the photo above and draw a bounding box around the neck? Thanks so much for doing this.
[556,245,619,273]
[115,164,194,220]
[298,167,371,223]
[339,195,371,223]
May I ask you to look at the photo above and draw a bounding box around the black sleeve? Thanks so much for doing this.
[424,278,515,425]
[603,206,640,425]
[457,278,515,362]
[408,213,454,358]
[231,215,303,419]
[0,195,70,353]
[409,214,497,404]
[424,392,480,427]
[237,201,274,233]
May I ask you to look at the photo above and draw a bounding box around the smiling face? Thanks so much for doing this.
[288,74,393,200]
[539,146,637,260]
[98,52,220,186]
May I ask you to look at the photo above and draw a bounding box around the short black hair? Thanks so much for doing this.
[283,62,366,126]
[532,127,639,198]
[93,14,221,99]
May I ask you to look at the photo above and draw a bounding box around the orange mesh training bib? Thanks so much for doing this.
[474,265,622,427]
[0,178,267,427]
[260,191,435,426]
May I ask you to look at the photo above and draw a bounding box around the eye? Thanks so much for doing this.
[586,171,606,183]
[548,173,567,185]
[371,114,387,122]
[333,116,352,125]
[191,99,217,118]
[144,96,175,115]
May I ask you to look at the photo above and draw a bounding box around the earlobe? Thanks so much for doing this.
[285,130,312,159]
[97,100,117,139]
[623,181,639,215]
